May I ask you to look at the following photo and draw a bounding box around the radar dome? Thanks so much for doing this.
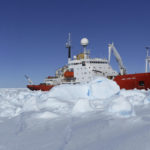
[81,38,89,46]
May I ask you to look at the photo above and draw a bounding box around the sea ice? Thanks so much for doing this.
[0,77,150,119]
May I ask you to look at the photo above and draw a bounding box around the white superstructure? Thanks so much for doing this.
[68,54,117,83]
[44,36,121,85]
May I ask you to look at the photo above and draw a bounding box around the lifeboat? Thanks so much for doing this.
[64,71,74,78]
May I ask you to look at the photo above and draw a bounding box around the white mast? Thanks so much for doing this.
[145,47,150,72]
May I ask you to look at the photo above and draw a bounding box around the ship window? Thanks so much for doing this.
[70,68,74,72]
[82,61,85,66]
[139,81,144,86]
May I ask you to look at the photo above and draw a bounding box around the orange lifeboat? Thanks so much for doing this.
[64,71,74,78]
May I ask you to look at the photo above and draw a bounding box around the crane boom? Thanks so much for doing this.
[108,43,126,75]
[25,75,33,85]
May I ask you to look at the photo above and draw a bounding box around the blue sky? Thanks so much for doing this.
[0,0,150,87]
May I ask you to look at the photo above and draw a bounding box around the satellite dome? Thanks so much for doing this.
[81,38,89,46]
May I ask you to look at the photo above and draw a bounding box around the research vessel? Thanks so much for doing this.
[26,34,150,91]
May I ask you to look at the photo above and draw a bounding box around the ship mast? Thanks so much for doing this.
[145,46,150,72]
[66,33,71,63]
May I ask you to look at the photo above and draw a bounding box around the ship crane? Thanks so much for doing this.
[108,43,126,75]
[25,75,33,85]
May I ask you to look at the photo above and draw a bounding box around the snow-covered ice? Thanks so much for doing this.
[0,77,150,150]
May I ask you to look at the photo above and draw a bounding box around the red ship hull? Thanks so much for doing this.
[27,84,54,91]
[114,72,150,90]
[27,73,150,91]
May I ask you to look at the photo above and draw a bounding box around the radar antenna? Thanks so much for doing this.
[80,38,89,59]
[81,38,89,53]
[66,33,71,48]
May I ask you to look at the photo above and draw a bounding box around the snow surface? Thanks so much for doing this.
[0,77,150,150]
